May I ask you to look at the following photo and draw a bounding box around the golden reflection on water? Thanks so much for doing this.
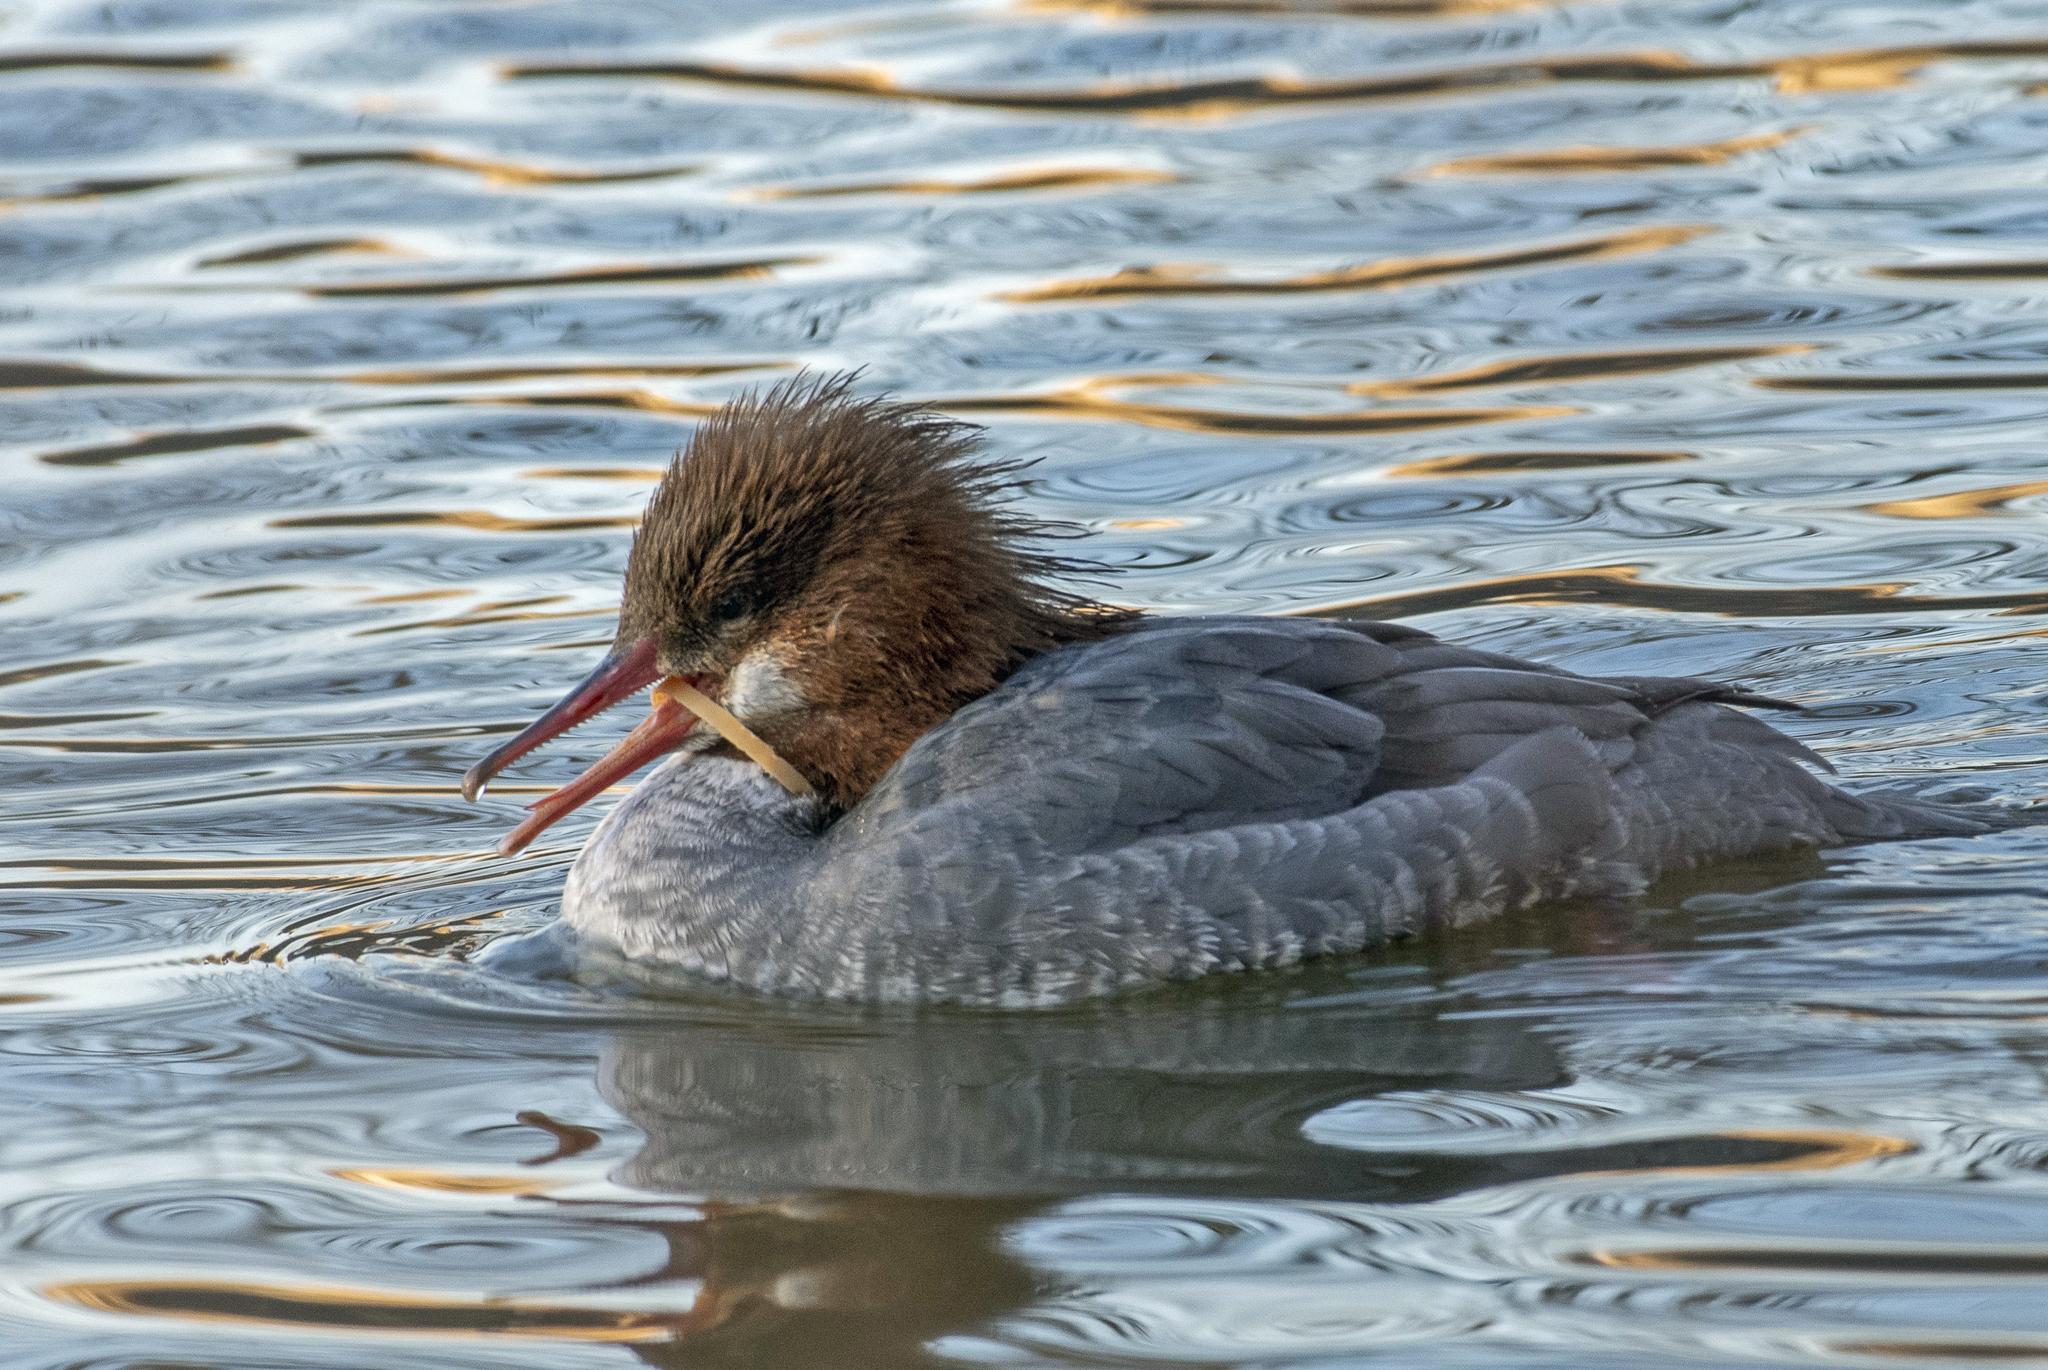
[353,602,609,638]
[3,852,491,899]
[1001,225,1706,301]
[0,657,125,688]
[746,165,1175,199]
[518,466,666,482]
[1391,449,1691,476]
[0,145,707,213]
[1024,0,1563,15]
[1764,43,2048,95]
[1864,480,2048,521]
[198,238,407,268]
[43,1278,675,1343]
[1321,562,2048,620]
[342,388,722,418]
[508,38,2048,119]
[933,346,1776,437]
[1358,344,1806,397]
[1651,1125,1916,1175]
[295,147,702,187]
[940,373,1574,435]
[1426,128,1806,177]
[338,362,778,385]
[268,510,639,533]
[0,358,780,393]
[294,257,811,300]
[1587,1244,2048,1275]
[358,588,470,605]
[328,1167,557,1196]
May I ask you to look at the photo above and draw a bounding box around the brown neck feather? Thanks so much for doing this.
[762,519,1131,809]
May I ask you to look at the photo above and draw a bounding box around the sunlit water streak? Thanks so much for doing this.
[4,0,2048,1366]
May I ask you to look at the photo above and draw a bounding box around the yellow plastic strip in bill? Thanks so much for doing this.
[655,676,817,799]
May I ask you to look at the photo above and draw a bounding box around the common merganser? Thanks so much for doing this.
[462,376,2001,1007]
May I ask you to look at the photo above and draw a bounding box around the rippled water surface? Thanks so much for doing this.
[7,0,2048,1365]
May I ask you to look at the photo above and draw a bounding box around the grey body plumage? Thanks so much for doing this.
[562,614,1992,1008]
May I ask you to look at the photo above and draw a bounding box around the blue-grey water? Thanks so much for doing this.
[6,1,2048,1366]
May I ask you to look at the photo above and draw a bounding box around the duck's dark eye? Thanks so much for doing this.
[708,590,750,625]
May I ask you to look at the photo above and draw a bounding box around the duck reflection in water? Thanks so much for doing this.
[538,953,1840,1368]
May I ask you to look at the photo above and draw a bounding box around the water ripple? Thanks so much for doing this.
[507,39,2048,120]
[9,0,2048,1367]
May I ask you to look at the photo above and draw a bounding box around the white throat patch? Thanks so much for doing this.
[722,646,808,724]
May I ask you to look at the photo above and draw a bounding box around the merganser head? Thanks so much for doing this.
[463,374,1125,855]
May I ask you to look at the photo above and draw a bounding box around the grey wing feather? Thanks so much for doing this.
[851,619,1397,851]
[853,615,1902,869]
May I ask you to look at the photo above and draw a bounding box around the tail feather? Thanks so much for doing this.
[1824,788,2036,842]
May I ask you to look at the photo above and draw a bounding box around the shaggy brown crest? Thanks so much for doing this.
[618,374,1132,807]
